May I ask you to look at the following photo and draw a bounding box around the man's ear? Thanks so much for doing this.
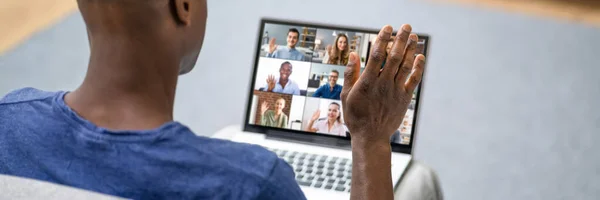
[173,0,191,25]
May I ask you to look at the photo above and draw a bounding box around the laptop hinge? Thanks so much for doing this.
[266,130,352,150]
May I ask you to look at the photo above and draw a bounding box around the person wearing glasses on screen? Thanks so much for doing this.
[258,98,289,129]
[312,70,342,100]
[261,61,301,95]
[322,33,350,65]
[305,102,346,136]
[266,28,307,61]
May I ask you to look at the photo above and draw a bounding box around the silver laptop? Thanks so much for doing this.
[231,18,430,199]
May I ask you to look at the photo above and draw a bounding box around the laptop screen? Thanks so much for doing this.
[245,19,429,148]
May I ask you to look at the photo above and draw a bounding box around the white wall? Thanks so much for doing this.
[288,95,306,130]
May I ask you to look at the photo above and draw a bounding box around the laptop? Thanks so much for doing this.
[231,18,430,199]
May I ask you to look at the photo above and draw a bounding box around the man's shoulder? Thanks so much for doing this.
[0,87,59,105]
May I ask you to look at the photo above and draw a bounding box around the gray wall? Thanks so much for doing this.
[1,0,600,199]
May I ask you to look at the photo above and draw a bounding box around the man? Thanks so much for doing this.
[266,28,307,61]
[312,70,343,100]
[0,0,426,199]
[261,61,301,95]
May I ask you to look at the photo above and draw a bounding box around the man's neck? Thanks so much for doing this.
[287,45,295,49]
[279,79,289,87]
[65,38,180,130]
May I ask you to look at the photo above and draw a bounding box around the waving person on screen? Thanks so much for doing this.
[305,102,346,136]
[323,33,350,65]
[259,98,289,129]
[262,61,301,95]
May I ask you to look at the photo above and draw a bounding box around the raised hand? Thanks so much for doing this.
[341,24,425,143]
[260,101,269,115]
[311,110,321,122]
[341,24,426,200]
[268,38,278,54]
[266,75,276,92]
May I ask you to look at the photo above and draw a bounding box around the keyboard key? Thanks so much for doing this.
[327,166,335,170]
[335,186,346,191]
[339,180,346,185]
[317,177,325,182]
[307,163,314,168]
[295,168,302,172]
[325,184,333,190]
[326,172,334,176]
[298,161,305,166]
[317,164,324,169]
[337,167,345,172]
[337,174,344,178]
[314,183,323,188]
[327,179,335,183]
[306,169,313,174]
[298,180,311,187]
[332,157,338,161]
[319,157,327,162]
[316,171,323,175]
[341,158,349,163]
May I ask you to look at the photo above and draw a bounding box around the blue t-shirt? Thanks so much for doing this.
[0,88,306,200]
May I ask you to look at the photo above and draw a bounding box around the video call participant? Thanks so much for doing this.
[323,33,349,65]
[266,28,307,61]
[312,70,342,100]
[305,102,346,136]
[261,61,301,95]
[259,98,289,128]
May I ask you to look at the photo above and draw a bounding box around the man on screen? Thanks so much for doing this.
[261,61,301,95]
[312,70,342,100]
[266,28,307,61]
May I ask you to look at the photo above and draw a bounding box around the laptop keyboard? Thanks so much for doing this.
[267,148,352,193]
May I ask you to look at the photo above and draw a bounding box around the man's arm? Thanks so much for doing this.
[351,137,394,200]
[341,24,425,200]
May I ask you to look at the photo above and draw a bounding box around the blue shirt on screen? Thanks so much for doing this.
[312,84,342,100]
[0,88,306,200]
[266,47,307,61]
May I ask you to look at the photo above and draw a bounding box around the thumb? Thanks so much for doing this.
[343,52,360,90]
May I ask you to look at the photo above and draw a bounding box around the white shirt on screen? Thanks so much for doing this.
[312,119,346,136]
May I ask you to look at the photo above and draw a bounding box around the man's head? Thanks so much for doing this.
[77,0,208,75]
[279,61,293,81]
[286,28,299,48]
[329,70,339,86]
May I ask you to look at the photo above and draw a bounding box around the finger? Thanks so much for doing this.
[363,25,393,80]
[404,54,426,93]
[342,52,360,95]
[396,34,419,86]
[270,38,276,45]
[381,24,411,80]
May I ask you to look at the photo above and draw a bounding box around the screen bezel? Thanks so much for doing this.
[243,18,430,155]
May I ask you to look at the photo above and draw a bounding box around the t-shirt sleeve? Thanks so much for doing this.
[257,158,306,200]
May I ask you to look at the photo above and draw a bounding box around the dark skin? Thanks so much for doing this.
[65,0,207,130]
[342,24,426,200]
